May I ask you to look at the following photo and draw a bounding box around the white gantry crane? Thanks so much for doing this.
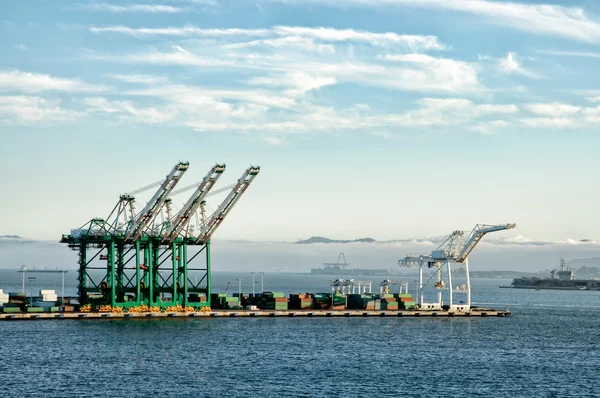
[379,279,409,295]
[399,223,515,312]
[125,161,189,242]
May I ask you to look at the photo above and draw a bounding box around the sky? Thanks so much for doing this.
[1,0,600,246]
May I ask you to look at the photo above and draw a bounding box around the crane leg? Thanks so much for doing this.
[418,263,423,307]
[447,260,453,309]
[465,257,471,309]
[436,266,442,306]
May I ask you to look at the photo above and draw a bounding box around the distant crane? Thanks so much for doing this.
[323,253,349,269]
[379,279,409,295]
[399,223,516,312]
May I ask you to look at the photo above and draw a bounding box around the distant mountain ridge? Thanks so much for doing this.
[295,236,376,244]
[0,235,22,239]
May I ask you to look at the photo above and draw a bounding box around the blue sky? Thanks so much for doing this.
[1,0,599,243]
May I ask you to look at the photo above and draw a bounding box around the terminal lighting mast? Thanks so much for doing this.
[399,223,515,312]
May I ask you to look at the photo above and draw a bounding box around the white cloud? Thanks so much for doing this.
[378,54,481,92]
[79,3,183,13]
[0,70,106,93]
[224,36,336,53]
[271,26,447,50]
[249,72,337,95]
[520,117,573,128]
[498,52,540,79]
[91,47,237,68]
[264,136,283,145]
[469,120,510,135]
[90,25,269,37]
[586,96,600,103]
[108,74,170,85]
[14,44,27,51]
[538,50,600,59]
[525,102,581,117]
[273,0,600,44]
[83,97,175,124]
[0,96,78,123]
[89,24,446,50]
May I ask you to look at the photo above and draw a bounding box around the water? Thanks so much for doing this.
[1,270,600,397]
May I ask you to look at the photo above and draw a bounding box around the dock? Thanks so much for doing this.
[0,309,511,320]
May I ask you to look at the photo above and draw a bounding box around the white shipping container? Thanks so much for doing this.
[40,290,56,295]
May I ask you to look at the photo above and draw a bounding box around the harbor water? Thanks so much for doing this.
[1,270,599,397]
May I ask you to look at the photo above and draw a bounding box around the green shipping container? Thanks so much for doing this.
[1,307,21,313]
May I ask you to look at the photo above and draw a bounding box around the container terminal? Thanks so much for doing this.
[0,161,512,320]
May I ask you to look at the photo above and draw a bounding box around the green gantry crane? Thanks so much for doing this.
[60,162,260,310]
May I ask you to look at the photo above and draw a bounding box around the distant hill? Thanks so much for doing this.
[295,236,376,244]
[0,235,22,239]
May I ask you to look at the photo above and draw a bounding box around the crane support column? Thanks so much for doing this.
[78,242,87,304]
[135,240,141,304]
[436,267,442,306]
[147,241,154,307]
[206,241,211,309]
[447,260,453,308]
[181,243,188,307]
[172,242,177,304]
[116,242,124,302]
[109,240,116,307]
[465,257,471,308]
[419,262,423,307]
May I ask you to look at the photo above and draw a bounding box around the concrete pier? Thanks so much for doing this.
[0,309,511,320]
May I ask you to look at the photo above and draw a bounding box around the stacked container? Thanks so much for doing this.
[289,293,313,309]
[0,289,9,306]
[260,292,288,310]
[396,294,417,310]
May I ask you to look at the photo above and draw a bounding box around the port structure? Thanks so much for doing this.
[60,162,260,310]
[399,223,515,312]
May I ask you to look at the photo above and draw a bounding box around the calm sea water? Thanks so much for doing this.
[1,270,599,397]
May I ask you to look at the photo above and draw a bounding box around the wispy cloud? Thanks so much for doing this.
[89,24,447,51]
[520,117,573,128]
[108,74,170,85]
[538,50,600,59]
[271,0,600,44]
[525,102,581,117]
[77,3,184,13]
[270,26,447,50]
[90,26,269,37]
[497,52,541,79]
[264,136,283,145]
[14,44,27,51]
[0,96,78,124]
[469,120,510,135]
[0,70,107,93]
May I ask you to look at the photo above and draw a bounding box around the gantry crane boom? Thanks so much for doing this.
[195,166,260,244]
[125,161,189,242]
[455,223,516,263]
[162,163,226,243]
